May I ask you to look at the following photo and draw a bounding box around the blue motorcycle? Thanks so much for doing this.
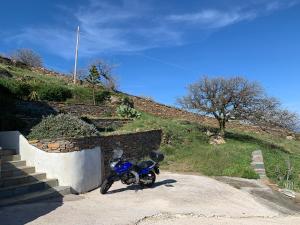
[100,149,164,194]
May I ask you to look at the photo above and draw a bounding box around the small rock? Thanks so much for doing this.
[206,130,213,137]
[295,193,300,203]
[209,135,226,145]
[110,96,121,104]
[286,135,295,140]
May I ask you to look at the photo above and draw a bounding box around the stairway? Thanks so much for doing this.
[0,149,71,207]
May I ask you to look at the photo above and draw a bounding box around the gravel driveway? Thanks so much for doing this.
[0,172,300,225]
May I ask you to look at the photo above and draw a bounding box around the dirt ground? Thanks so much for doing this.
[0,172,300,225]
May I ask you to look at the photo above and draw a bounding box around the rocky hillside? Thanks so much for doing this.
[128,94,294,137]
[0,55,295,138]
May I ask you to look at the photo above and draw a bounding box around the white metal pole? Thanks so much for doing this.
[73,26,80,84]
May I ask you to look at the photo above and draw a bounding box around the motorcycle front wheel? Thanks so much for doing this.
[140,171,156,188]
[100,179,113,194]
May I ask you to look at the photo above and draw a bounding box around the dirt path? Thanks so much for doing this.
[0,172,299,225]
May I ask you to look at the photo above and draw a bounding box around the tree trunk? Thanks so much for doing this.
[92,87,96,105]
[218,119,226,137]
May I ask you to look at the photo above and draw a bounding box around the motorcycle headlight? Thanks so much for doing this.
[110,161,118,170]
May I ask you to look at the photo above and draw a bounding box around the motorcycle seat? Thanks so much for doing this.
[137,160,155,169]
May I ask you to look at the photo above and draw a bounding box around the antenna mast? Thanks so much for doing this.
[73,26,80,84]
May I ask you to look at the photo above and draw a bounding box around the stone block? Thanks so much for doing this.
[47,142,60,150]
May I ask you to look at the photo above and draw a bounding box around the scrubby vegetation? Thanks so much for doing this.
[0,63,120,104]
[116,113,300,189]
[28,114,99,139]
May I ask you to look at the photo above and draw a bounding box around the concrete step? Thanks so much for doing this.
[0,154,21,162]
[0,179,58,199]
[0,173,46,188]
[0,186,71,207]
[2,160,26,170]
[0,149,16,157]
[1,166,35,178]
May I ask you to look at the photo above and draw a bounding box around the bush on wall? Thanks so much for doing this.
[28,114,99,139]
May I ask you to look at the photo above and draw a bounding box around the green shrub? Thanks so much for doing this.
[0,78,32,100]
[37,85,72,101]
[28,114,99,139]
[15,82,32,99]
[116,105,141,119]
[95,90,111,104]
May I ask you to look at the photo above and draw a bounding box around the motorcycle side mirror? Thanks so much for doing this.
[112,149,123,159]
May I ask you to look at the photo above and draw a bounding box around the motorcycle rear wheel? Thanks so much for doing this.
[100,179,113,194]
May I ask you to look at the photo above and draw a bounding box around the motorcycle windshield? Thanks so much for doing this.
[112,149,123,159]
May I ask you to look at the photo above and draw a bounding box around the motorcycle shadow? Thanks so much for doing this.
[106,179,177,194]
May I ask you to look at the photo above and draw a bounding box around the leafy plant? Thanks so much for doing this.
[116,105,141,119]
[86,65,100,105]
[28,114,99,139]
[28,91,39,101]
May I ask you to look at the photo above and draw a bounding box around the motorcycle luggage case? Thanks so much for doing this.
[149,150,164,162]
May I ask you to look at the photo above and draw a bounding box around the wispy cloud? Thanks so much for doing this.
[166,0,300,29]
[167,9,255,28]
[4,0,300,59]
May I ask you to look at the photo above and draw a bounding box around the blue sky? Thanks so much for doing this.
[1,0,300,113]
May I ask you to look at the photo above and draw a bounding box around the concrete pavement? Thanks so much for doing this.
[0,172,299,225]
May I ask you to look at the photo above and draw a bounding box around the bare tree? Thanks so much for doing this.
[91,59,119,90]
[12,49,43,68]
[102,74,119,91]
[178,76,299,136]
[246,97,299,132]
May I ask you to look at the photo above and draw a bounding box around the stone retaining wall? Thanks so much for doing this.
[130,94,292,136]
[131,95,217,126]
[29,129,162,176]
[87,118,132,130]
[48,102,117,117]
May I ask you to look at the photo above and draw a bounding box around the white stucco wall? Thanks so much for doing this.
[0,131,102,193]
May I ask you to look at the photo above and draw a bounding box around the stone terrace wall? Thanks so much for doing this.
[48,102,117,117]
[88,118,132,130]
[29,129,162,176]
[131,95,217,126]
[130,95,291,136]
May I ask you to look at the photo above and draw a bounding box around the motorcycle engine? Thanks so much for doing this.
[121,171,137,185]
